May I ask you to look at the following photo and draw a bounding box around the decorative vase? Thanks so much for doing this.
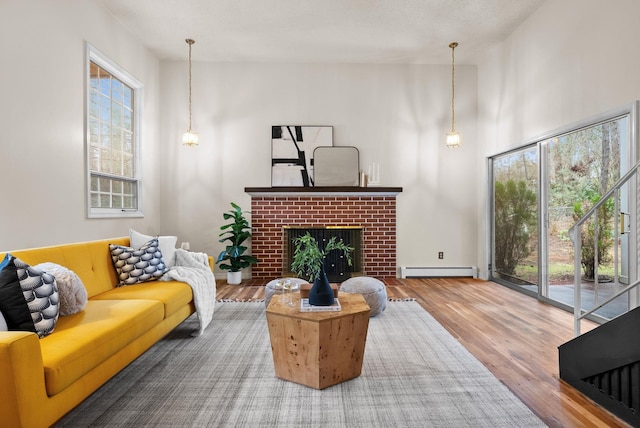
[308,265,334,306]
[227,271,242,285]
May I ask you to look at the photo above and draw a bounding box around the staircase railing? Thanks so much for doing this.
[568,160,640,336]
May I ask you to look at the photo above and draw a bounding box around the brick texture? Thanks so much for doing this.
[250,195,397,280]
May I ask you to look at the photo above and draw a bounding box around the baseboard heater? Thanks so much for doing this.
[400,266,478,279]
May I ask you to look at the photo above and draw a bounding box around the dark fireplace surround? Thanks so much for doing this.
[246,187,402,281]
[284,226,363,282]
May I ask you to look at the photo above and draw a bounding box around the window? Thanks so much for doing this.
[86,44,143,218]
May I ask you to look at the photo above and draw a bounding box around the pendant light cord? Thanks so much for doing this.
[449,42,457,132]
[186,39,195,131]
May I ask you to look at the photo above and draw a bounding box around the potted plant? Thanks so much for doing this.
[216,202,258,284]
[290,232,353,306]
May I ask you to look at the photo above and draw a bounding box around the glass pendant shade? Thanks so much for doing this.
[182,130,199,147]
[446,131,460,148]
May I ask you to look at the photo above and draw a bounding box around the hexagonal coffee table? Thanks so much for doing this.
[266,292,370,389]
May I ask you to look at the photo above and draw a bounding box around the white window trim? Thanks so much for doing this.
[85,42,144,218]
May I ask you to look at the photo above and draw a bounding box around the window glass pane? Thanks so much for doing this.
[123,86,132,109]
[123,154,134,177]
[89,118,99,144]
[100,95,111,122]
[112,101,122,128]
[89,92,99,118]
[123,108,132,131]
[112,79,123,103]
[124,132,133,153]
[492,147,539,289]
[112,129,122,150]
[89,147,100,170]
[99,73,111,97]
[90,62,99,90]
[123,195,134,209]
[111,195,122,209]
[98,177,110,191]
[547,117,627,318]
[100,123,111,147]
[113,151,122,176]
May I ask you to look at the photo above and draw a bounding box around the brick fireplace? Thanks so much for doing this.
[246,187,402,281]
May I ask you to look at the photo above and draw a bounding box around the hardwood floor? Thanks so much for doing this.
[217,278,630,427]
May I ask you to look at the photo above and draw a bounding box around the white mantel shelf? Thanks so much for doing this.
[245,186,403,197]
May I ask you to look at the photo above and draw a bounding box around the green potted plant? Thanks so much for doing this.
[290,232,353,306]
[216,202,258,284]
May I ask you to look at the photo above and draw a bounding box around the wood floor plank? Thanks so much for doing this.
[216,277,630,427]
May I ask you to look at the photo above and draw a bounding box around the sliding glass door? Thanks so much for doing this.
[489,105,637,320]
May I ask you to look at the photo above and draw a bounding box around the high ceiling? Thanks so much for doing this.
[98,0,545,65]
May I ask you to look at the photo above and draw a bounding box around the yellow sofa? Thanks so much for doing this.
[0,237,210,428]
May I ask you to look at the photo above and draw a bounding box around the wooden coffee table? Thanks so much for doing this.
[266,292,370,389]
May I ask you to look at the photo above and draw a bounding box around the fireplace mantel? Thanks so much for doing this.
[245,186,402,197]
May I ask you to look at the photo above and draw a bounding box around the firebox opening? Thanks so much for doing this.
[284,226,363,282]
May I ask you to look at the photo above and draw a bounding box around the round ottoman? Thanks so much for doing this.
[339,276,387,317]
[265,278,309,308]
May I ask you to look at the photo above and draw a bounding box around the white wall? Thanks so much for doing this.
[0,1,480,277]
[159,62,479,275]
[477,0,640,278]
[0,1,161,249]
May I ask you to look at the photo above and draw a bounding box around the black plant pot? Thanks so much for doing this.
[308,266,334,306]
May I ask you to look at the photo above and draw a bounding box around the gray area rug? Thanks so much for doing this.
[56,301,545,427]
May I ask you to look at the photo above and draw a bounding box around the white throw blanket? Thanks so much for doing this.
[160,249,216,336]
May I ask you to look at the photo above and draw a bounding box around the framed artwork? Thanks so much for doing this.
[271,126,333,187]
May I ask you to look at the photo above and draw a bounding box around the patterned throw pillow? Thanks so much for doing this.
[0,254,60,338]
[110,238,168,286]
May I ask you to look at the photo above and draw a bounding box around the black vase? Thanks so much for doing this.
[308,265,334,306]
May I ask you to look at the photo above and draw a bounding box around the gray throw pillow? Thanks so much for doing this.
[35,262,88,316]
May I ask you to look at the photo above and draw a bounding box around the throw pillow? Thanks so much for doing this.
[0,254,60,338]
[130,229,178,268]
[110,238,168,286]
[35,262,88,316]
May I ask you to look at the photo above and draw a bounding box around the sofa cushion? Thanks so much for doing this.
[35,262,88,316]
[92,280,193,318]
[0,254,59,337]
[40,298,164,396]
[130,229,178,268]
[110,238,168,286]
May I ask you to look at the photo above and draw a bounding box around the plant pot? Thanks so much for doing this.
[308,266,334,306]
[227,271,242,285]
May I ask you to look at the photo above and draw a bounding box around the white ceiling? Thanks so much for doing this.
[98,0,545,65]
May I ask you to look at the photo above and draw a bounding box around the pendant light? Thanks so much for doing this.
[182,38,199,147]
[446,42,461,148]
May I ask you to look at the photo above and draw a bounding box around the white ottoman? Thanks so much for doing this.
[265,278,310,308]
[339,276,387,317]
